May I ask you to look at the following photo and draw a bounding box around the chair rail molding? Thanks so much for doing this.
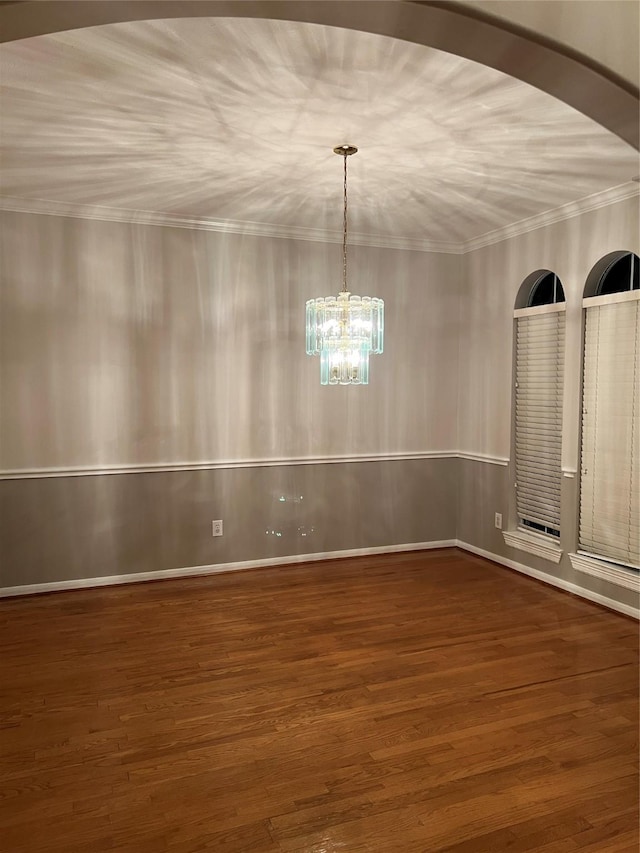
[0,450,512,480]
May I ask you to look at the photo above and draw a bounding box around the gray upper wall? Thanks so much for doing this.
[1,197,638,474]
[458,194,640,466]
[0,211,463,471]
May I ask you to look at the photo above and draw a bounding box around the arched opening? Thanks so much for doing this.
[0,0,637,148]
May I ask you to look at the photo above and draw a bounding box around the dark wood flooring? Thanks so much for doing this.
[0,548,638,852]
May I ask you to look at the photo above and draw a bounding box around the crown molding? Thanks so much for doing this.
[0,196,463,255]
[1,182,636,255]
[462,183,640,252]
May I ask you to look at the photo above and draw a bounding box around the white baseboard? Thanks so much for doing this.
[456,540,639,620]
[3,539,637,620]
[0,539,456,598]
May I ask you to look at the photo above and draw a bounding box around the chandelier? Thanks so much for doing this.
[306,145,384,385]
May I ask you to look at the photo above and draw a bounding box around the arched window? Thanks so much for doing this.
[583,250,639,298]
[578,252,639,569]
[517,270,566,308]
[512,271,565,541]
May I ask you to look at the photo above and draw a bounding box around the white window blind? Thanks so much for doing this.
[580,292,639,568]
[514,306,565,535]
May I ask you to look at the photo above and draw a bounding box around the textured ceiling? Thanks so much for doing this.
[0,16,638,243]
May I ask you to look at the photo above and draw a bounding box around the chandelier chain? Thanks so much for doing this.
[342,152,348,293]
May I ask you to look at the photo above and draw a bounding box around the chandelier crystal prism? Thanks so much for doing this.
[306,145,384,385]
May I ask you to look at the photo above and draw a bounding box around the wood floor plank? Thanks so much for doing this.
[0,548,637,852]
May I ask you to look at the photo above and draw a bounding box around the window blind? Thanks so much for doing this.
[580,292,639,568]
[514,306,565,535]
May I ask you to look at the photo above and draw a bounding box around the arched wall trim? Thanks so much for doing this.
[0,0,638,150]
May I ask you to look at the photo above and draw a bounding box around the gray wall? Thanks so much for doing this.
[457,195,639,464]
[0,210,461,589]
[456,458,640,613]
[0,212,462,469]
[457,195,640,611]
[0,459,458,588]
[1,199,639,614]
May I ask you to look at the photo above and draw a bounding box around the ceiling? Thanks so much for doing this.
[0,16,638,244]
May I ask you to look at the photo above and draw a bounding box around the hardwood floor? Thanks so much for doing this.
[0,548,637,852]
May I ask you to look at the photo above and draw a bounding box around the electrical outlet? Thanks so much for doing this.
[212,519,223,537]
[494,512,503,530]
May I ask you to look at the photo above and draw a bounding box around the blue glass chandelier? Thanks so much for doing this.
[306,145,384,385]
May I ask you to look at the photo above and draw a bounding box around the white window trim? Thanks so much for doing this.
[503,529,563,563]
[513,303,566,318]
[583,290,639,308]
[569,552,640,592]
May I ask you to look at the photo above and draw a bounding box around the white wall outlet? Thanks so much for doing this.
[212,519,223,537]
[494,512,503,530]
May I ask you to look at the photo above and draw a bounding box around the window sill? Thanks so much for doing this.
[503,530,562,564]
[569,552,640,592]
